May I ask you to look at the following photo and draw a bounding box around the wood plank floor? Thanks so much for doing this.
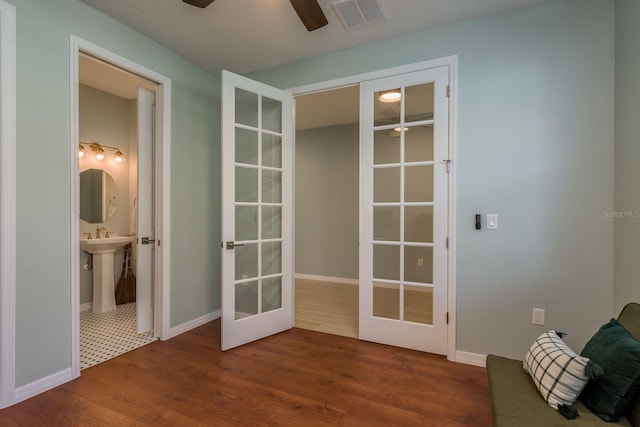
[0,320,492,426]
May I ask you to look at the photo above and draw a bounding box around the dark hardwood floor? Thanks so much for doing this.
[0,320,491,426]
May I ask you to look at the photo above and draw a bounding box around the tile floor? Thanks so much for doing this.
[80,303,157,370]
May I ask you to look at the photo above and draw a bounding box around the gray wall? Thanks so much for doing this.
[295,124,359,279]
[11,0,220,387]
[250,0,615,359]
[614,0,640,313]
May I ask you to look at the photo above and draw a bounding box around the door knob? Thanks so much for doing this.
[225,241,245,250]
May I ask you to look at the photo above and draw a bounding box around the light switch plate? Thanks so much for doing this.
[487,214,498,230]
[532,308,545,326]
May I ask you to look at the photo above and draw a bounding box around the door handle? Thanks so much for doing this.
[225,241,245,250]
[141,237,155,245]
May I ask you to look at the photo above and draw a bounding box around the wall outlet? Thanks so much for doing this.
[417,258,424,267]
[532,308,545,326]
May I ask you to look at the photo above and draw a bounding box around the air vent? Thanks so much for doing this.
[332,0,385,29]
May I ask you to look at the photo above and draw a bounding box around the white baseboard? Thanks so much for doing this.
[295,273,358,285]
[454,351,487,367]
[169,310,220,339]
[14,368,75,405]
[80,302,92,312]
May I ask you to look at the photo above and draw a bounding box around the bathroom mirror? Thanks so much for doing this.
[79,168,117,223]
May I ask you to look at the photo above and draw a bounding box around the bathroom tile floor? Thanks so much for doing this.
[80,302,157,370]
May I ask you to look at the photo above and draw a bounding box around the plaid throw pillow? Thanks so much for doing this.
[524,330,603,419]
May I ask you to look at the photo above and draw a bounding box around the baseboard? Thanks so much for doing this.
[80,302,92,312]
[295,273,358,286]
[169,310,221,339]
[454,351,487,367]
[14,367,75,405]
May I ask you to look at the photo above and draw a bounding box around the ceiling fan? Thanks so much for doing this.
[182,0,329,32]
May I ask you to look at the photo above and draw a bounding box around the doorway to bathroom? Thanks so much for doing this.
[70,37,172,375]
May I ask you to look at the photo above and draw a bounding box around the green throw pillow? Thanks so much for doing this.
[580,319,640,422]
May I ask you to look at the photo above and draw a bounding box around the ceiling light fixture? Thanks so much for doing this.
[378,89,401,103]
[79,141,124,163]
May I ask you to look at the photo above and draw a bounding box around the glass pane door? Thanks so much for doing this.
[360,66,449,354]
[221,71,293,351]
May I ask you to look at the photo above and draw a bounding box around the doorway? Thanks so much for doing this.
[293,85,360,339]
[221,57,457,358]
[70,36,172,376]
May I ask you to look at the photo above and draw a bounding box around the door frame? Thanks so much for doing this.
[288,56,458,361]
[69,36,172,378]
[0,0,16,409]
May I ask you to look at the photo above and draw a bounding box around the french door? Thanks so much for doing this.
[221,71,294,351]
[359,66,450,354]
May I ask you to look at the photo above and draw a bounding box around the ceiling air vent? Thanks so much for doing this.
[332,0,386,29]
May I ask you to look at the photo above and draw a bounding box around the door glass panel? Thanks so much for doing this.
[262,206,281,239]
[405,165,433,203]
[262,170,282,203]
[235,128,258,165]
[373,245,400,281]
[235,281,259,320]
[404,245,433,284]
[262,96,282,133]
[405,206,433,243]
[235,88,259,127]
[374,129,400,164]
[262,277,282,313]
[405,83,434,123]
[373,207,399,241]
[374,90,401,126]
[235,243,258,280]
[262,134,282,168]
[405,125,434,163]
[236,206,258,241]
[374,167,400,203]
[404,285,433,325]
[373,282,400,320]
[236,167,258,203]
[262,241,282,276]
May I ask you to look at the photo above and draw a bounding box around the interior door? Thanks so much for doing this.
[221,70,293,351]
[137,86,154,334]
[359,66,450,354]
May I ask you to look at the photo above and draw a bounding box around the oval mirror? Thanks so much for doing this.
[79,168,117,223]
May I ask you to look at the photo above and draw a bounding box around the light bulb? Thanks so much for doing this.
[96,152,105,161]
[78,150,85,158]
[115,156,123,163]
[114,150,124,163]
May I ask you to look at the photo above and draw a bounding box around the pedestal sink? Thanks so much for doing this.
[80,236,135,313]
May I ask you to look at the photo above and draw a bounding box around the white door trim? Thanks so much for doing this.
[69,36,172,380]
[287,56,458,361]
[0,0,16,409]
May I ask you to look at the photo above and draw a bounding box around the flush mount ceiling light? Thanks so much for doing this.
[79,141,124,163]
[378,89,401,103]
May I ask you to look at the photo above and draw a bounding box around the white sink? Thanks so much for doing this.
[80,235,135,313]
[80,235,135,254]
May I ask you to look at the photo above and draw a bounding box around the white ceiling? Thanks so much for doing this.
[79,0,549,75]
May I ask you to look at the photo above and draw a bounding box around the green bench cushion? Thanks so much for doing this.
[487,355,632,427]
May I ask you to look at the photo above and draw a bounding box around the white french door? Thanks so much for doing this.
[359,66,450,354]
[221,71,294,351]
[136,86,155,334]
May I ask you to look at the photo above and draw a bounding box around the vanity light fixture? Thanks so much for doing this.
[78,141,124,163]
[378,89,401,103]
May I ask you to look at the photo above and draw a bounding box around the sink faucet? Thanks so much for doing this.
[96,226,107,239]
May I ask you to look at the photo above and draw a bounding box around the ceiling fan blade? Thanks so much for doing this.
[182,0,216,8]
[289,0,328,31]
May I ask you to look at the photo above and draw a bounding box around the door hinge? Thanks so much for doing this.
[446,85,450,98]
[446,237,449,249]
[446,312,449,324]
[444,159,452,173]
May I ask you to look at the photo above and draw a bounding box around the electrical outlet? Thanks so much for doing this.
[532,308,545,326]
[417,258,424,267]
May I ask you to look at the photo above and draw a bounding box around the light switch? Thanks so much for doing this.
[487,214,498,230]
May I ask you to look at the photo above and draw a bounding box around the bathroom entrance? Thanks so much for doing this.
[71,38,171,373]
